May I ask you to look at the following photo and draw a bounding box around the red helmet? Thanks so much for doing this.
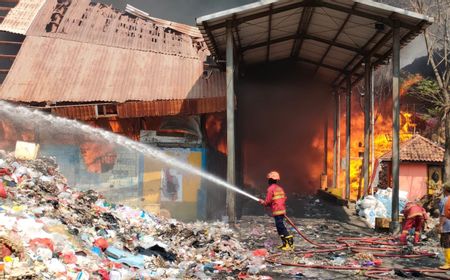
[267,171,280,180]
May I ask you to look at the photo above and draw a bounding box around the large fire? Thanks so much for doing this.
[314,75,422,200]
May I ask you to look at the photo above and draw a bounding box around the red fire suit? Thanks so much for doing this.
[262,184,287,216]
[400,203,428,244]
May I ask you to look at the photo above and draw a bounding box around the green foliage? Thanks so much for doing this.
[414,79,440,96]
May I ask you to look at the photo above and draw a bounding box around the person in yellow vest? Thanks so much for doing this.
[439,183,450,269]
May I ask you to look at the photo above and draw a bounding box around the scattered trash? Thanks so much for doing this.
[0,151,251,278]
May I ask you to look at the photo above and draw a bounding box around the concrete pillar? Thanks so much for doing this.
[345,76,352,200]
[363,57,372,197]
[226,21,236,223]
[390,23,401,233]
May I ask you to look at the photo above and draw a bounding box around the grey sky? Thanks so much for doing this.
[101,0,254,24]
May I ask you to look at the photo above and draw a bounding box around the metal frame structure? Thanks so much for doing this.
[197,0,433,230]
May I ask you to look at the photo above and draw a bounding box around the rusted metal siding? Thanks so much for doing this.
[48,98,225,120]
[0,36,225,102]
[0,0,45,34]
[52,105,96,120]
[117,98,226,118]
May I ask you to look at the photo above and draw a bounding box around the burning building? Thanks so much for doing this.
[0,0,435,224]
[0,0,228,221]
[197,0,433,223]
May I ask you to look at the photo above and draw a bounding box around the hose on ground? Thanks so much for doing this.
[264,215,448,279]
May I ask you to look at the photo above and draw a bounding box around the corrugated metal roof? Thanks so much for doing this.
[124,4,203,39]
[197,0,433,85]
[25,0,208,59]
[0,0,45,34]
[0,36,225,102]
[380,134,444,163]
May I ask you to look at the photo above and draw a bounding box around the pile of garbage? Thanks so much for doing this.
[0,150,253,279]
[356,188,408,228]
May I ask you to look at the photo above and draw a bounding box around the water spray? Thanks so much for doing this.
[0,101,260,202]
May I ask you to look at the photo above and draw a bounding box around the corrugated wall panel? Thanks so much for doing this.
[52,105,96,120]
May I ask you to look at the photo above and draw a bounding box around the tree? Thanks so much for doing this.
[410,0,450,182]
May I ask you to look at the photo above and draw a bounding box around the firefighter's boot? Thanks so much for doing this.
[439,248,450,270]
[281,236,293,251]
[399,231,408,245]
[413,232,421,245]
[277,235,286,249]
[286,235,294,249]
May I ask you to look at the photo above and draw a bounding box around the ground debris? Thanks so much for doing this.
[0,151,254,279]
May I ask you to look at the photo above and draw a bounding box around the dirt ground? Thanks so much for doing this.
[234,196,449,279]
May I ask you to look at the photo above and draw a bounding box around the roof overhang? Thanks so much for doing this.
[197,0,433,86]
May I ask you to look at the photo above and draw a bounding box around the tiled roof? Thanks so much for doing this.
[380,134,444,163]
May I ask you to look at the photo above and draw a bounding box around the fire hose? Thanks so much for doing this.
[264,215,450,279]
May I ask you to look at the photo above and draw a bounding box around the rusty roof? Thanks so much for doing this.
[0,0,226,106]
[0,36,225,102]
[0,0,45,34]
[25,0,208,59]
[380,134,444,163]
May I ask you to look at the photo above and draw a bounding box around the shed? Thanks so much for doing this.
[378,134,444,201]
[196,0,434,225]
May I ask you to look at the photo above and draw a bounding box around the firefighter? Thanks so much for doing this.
[439,183,450,269]
[399,201,428,245]
[258,171,293,250]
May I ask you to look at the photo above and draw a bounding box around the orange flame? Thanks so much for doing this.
[314,75,421,200]
[204,113,227,155]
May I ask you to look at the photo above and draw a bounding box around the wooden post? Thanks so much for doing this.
[390,23,401,233]
[226,21,236,224]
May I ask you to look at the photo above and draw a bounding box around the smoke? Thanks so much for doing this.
[238,61,331,195]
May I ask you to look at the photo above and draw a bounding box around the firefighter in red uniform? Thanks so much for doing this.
[400,201,428,245]
[259,171,294,250]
